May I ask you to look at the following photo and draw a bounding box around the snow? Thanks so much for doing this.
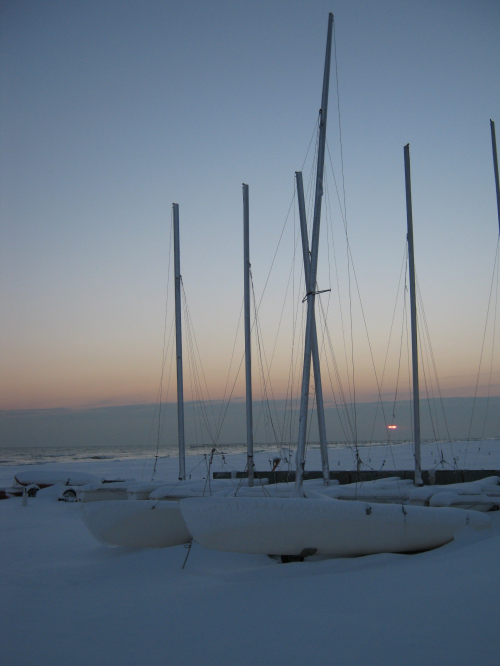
[1,443,500,665]
[13,469,100,486]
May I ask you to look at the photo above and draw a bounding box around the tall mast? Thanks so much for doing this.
[491,120,500,235]
[403,145,422,486]
[173,203,186,481]
[295,171,330,485]
[295,13,334,492]
[243,184,254,486]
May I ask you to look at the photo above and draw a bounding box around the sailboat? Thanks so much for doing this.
[179,13,492,558]
[81,204,260,547]
[83,15,495,553]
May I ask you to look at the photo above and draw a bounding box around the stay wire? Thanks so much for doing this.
[150,215,174,480]
[471,239,500,468]
[415,275,452,444]
[464,237,500,467]
[368,242,408,446]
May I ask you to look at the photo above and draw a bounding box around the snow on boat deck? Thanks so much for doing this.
[1,443,499,666]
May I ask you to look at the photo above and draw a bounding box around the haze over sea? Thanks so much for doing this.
[2,396,499,467]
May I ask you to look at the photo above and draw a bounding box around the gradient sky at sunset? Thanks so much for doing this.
[2,0,500,412]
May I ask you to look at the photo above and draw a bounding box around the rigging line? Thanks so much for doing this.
[358,283,408,479]
[391,265,408,421]
[321,173,334,328]
[464,237,500,467]
[251,273,282,447]
[183,289,217,445]
[404,284,415,462]
[159,318,177,434]
[213,282,286,446]
[268,118,317,373]
[332,15,348,230]
[306,124,321,231]
[418,319,439,443]
[317,294,354,439]
[415,285,439,441]
[317,296,355,440]
[301,115,322,172]
[181,282,218,442]
[324,145,357,419]
[183,299,206,448]
[263,184,312,445]
[480,248,500,441]
[153,454,210,502]
[415,275,452,445]
[305,381,318,458]
[368,243,408,444]
[215,352,246,445]
[326,140,346,224]
[254,189,296,318]
[324,167,354,408]
[321,180,334,383]
[283,257,307,451]
[337,215,396,439]
[472,242,500,468]
[182,288,216,428]
[282,178,299,447]
[149,216,174,479]
[345,212,357,443]
[150,317,176,477]
[263,232,302,389]
[416,283,446,448]
[152,317,177,480]
[279,178,301,445]
[183,296,206,446]
[214,300,244,440]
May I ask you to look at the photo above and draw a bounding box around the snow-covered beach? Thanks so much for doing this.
[2,442,499,665]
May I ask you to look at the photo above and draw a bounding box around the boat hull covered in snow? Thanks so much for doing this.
[82,500,191,548]
[179,496,491,557]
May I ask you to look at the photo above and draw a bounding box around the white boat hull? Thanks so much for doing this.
[82,500,191,548]
[179,496,491,557]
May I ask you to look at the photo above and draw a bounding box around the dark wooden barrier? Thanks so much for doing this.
[212,469,500,485]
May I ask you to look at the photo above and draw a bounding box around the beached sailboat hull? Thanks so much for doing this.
[82,500,191,548]
[180,496,491,557]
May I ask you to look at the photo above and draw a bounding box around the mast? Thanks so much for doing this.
[243,184,254,486]
[295,171,330,485]
[295,13,334,492]
[491,120,500,235]
[403,145,422,486]
[173,203,186,481]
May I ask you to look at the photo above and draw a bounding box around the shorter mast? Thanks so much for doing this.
[403,145,422,486]
[243,184,254,486]
[173,203,186,481]
[491,120,500,235]
[295,171,330,485]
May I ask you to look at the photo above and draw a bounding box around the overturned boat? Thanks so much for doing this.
[180,495,491,558]
[82,499,191,548]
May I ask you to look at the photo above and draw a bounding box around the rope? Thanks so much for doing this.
[464,237,500,467]
[148,215,174,480]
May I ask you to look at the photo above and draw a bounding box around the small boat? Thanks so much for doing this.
[179,495,491,558]
[408,476,500,511]
[82,500,191,548]
[14,470,100,488]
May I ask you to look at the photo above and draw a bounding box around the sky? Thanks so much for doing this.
[2,0,500,422]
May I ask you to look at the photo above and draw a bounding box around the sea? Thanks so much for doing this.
[0,438,472,467]
[0,443,253,466]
